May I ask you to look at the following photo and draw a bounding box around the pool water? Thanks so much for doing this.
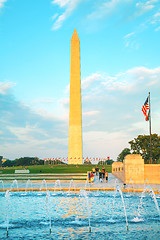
[0,190,160,239]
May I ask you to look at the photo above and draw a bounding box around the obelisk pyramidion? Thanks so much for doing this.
[68,29,82,164]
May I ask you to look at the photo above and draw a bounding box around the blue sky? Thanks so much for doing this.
[0,0,160,160]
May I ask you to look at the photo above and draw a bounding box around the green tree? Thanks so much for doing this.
[129,134,160,164]
[15,157,44,166]
[2,160,16,167]
[117,148,131,162]
[107,159,114,165]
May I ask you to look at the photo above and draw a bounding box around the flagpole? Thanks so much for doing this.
[149,92,152,164]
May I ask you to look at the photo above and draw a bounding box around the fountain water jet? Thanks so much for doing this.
[80,189,91,232]
[157,189,160,199]
[46,190,52,234]
[5,190,10,237]
[52,180,61,195]
[111,185,129,230]
[137,185,160,218]
[68,179,76,195]
[85,180,90,192]
[126,179,135,197]
[21,179,33,195]
[0,180,4,191]
[10,180,19,192]
[38,179,47,195]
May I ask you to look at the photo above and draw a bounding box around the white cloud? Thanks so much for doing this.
[121,1,159,47]
[8,124,49,142]
[124,32,135,38]
[51,0,83,30]
[135,1,156,16]
[153,12,160,19]
[36,107,68,122]
[52,0,70,8]
[0,82,15,94]
[51,13,59,20]
[88,0,131,20]
[82,73,103,90]
[155,26,160,31]
[1,64,160,160]
[123,32,139,49]
[59,97,69,106]
[83,111,100,116]
[150,11,160,30]
[83,130,131,159]
[1,133,68,159]
[0,0,6,8]
[8,124,68,147]
[33,97,55,104]
[80,66,160,157]
[84,67,160,95]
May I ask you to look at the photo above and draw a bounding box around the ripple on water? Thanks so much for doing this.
[0,222,15,228]
[130,216,144,222]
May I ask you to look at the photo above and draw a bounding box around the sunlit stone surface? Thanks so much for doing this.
[68,29,82,164]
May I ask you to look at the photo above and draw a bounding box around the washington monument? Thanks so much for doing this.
[68,29,82,164]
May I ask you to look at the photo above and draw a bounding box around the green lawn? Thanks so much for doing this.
[0,164,112,174]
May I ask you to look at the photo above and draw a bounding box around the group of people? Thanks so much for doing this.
[88,166,109,184]
[98,166,108,182]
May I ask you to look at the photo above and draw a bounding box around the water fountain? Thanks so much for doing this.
[136,185,160,220]
[21,179,33,196]
[5,190,10,237]
[38,179,47,195]
[111,185,129,230]
[45,190,52,234]
[10,179,19,192]
[0,180,4,191]
[157,189,160,199]
[80,189,91,232]
[144,178,150,190]
[84,179,90,192]
[52,180,61,195]
[68,179,76,195]
[126,179,134,197]
[0,180,160,239]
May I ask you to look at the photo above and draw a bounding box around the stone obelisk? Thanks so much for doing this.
[68,29,82,164]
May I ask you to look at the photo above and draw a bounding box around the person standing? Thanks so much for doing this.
[99,169,102,182]
[102,167,105,182]
[95,166,99,176]
[91,172,94,185]
[105,171,108,182]
[88,171,91,183]
[92,167,96,175]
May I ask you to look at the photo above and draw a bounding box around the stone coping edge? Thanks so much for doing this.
[0,187,159,194]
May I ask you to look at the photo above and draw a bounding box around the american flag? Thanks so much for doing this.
[142,96,149,121]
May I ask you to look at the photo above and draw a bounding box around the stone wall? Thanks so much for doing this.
[144,164,160,184]
[112,154,160,184]
[123,154,144,184]
[112,162,124,182]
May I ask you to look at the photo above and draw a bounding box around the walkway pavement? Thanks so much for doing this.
[89,174,160,190]
[1,173,160,192]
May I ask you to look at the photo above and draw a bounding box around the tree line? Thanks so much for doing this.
[2,157,44,167]
[117,134,160,164]
[2,157,114,167]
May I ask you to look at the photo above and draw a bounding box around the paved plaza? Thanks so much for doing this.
[1,173,160,192]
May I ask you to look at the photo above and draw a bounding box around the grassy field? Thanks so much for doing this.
[0,164,112,174]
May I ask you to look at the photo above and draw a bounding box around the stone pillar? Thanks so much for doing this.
[123,154,144,184]
[68,29,82,164]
